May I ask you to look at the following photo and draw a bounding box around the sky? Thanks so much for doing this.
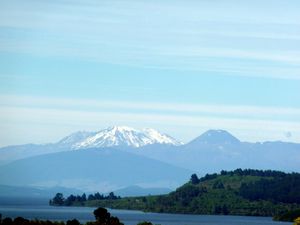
[0,0,300,146]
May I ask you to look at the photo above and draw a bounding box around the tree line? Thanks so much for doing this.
[0,208,153,225]
[190,168,290,184]
[239,173,300,204]
[50,192,121,206]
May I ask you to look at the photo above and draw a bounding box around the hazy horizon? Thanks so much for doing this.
[1,125,300,148]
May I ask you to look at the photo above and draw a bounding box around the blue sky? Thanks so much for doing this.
[0,0,300,146]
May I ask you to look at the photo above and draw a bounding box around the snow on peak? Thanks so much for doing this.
[143,128,183,146]
[109,126,138,133]
[57,131,96,147]
[66,126,183,149]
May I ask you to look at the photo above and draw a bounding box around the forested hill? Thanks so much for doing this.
[69,169,300,217]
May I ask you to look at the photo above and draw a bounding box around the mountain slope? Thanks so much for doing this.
[0,148,191,192]
[0,144,72,165]
[186,129,240,147]
[0,184,83,198]
[133,130,300,174]
[57,131,97,148]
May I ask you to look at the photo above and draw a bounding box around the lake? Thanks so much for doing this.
[0,197,292,225]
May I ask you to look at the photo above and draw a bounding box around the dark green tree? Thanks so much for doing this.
[52,193,65,205]
[212,180,224,189]
[66,219,80,225]
[2,217,13,225]
[95,192,103,200]
[14,217,29,225]
[190,174,200,184]
[93,207,111,224]
[82,193,87,202]
[92,207,124,225]
[137,222,153,225]
[108,192,117,200]
[88,194,95,201]
[108,216,122,225]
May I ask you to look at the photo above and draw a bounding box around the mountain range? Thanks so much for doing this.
[0,126,299,194]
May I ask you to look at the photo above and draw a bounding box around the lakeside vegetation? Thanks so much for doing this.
[0,208,153,225]
[50,169,300,219]
[273,209,300,222]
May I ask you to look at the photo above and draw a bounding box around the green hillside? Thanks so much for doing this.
[52,169,300,217]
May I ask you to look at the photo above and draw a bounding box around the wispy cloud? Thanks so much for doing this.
[1,0,300,80]
[1,105,299,131]
[1,95,300,119]
[1,95,300,146]
[1,104,300,146]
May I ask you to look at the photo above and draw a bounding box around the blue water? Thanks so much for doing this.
[0,197,292,225]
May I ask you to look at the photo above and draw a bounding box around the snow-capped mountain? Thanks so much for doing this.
[68,126,183,149]
[0,126,182,164]
[57,131,96,148]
